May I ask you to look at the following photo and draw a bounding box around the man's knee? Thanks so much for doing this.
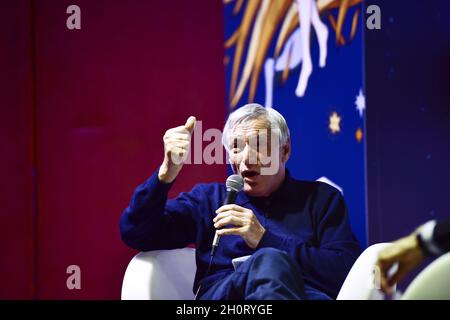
[248,247,302,276]
[244,248,306,299]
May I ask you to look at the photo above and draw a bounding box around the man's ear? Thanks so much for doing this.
[281,142,291,163]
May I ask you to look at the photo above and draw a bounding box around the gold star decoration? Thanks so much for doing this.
[355,128,363,143]
[329,112,341,134]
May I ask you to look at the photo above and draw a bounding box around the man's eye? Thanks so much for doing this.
[232,138,244,150]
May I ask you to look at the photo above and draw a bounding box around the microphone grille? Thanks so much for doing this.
[226,174,244,192]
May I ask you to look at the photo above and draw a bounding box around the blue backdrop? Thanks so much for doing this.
[224,1,367,247]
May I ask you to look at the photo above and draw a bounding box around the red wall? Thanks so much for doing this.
[0,0,35,299]
[1,0,225,299]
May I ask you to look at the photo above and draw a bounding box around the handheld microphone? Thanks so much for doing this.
[211,174,244,256]
[195,175,244,300]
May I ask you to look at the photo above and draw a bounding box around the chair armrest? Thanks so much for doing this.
[402,251,450,300]
[121,248,196,300]
[337,243,393,300]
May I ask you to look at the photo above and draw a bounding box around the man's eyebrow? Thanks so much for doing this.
[230,135,245,140]
[229,136,244,147]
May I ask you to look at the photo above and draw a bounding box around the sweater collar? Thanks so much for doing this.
[235,169,293,206]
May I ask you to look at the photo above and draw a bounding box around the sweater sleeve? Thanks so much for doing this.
[256,190,361,298]
[119,169,203,252]
[433,218,450,254]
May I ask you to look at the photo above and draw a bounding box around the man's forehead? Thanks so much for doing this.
[230,119,270,138]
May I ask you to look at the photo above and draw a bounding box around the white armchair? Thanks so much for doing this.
[401,251,450,300]
[121,248,196,300]
[121,243,397,300]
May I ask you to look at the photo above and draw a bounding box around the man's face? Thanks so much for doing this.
[228,118,288,197]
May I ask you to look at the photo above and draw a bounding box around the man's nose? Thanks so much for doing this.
[242,144,258,166]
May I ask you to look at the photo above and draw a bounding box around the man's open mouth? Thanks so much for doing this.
[242,170,259,178]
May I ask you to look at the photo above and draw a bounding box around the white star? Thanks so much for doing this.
[355,88,365,118]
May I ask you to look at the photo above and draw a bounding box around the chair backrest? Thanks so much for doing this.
[401,251,450,300]
[121,248,196,300]
[337,243,392,300]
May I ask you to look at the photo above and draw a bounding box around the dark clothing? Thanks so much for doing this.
[434,219,450,253]
[198,248,331,300]
[120,169,361,299]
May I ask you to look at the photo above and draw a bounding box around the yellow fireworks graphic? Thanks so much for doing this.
[225,0,363,108]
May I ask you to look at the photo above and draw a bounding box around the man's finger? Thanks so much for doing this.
[185,116,196,133]
[380,275,394,296]
[376,258,393,279]
[166,126,190,135]
[387,265,410,287]
[164,132,191,141]
[213,210,244,223]
[167,146,188,163]
[214,216,245,229]
[216,204,246,214]
[165,139,190,148]
[217,227,244,236]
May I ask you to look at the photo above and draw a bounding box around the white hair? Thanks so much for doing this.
[222,103,291,152]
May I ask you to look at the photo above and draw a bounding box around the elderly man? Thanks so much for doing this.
[120,103,361,300]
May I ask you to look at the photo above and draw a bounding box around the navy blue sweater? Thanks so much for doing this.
[120,169,361,298]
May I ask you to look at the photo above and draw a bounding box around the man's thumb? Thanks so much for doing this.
[185,116,196,133]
